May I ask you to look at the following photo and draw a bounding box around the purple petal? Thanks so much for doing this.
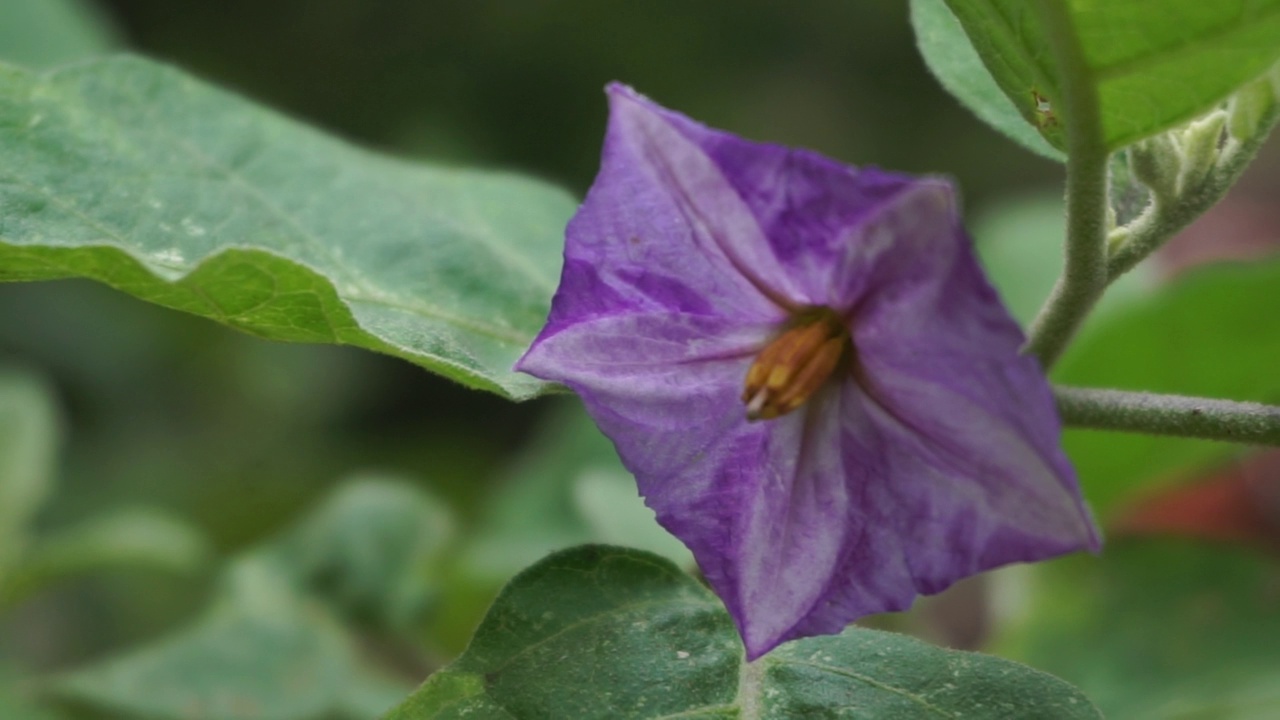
[836,183,1100,599]
[538,85,801,340]
[517,312,769,479]
[724,389,899,659]
[620,85,935,310]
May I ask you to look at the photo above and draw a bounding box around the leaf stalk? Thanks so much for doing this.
[1056,386,1280,447]
[1024,0,1110,369]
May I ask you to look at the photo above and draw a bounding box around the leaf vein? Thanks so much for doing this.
[782,659,959,718]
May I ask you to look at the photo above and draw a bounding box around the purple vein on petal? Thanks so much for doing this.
[609,86,804,313]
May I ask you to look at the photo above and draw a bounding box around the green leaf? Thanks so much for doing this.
[0,0,118,69]
[0,368,60,587]
[49,557,364,720]
[263,476,457,630]
[998,541,1280,719]
[1055,258,1280,514]
[918,1,1066,151]
[935,0,1280,151]
[2,507,211,608]
[0,677,65,720]
[387,545,1101,720]
[910,0,1064,161]
[0,56,577,400]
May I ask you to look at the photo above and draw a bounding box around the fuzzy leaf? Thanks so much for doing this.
[910,0,1064,160]
[0,56,576,400]
[0,0,117,68]
[918,0,1280,151]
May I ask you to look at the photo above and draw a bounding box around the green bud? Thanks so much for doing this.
[1126,132,1181,202]
[1176,110,1226,195]
[1227,72,1278,143]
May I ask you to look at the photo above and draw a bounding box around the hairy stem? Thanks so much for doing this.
[1024,0,1110,369]
[1056,386,1280,446]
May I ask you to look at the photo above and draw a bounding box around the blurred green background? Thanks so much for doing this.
[2,1,1278,718]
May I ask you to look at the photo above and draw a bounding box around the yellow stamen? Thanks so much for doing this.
[742,309,851,421]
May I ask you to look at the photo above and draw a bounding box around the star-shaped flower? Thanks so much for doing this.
[517,84,1100,659]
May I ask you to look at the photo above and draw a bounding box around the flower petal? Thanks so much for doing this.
[841,182,1101,589]
[856,366,1100,585]
[613,84,936,311]
[539,85,805,339]
[737,363,1098,657]
[725,389,901,659]
[517,311,770,480]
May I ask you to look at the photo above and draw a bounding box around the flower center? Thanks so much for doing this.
[741,307,851,421]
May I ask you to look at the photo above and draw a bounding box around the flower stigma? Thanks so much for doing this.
[742,307,851,421]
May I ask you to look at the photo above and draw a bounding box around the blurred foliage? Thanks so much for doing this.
[997,540,1280,720]
[47,476,448,720]
[92,0,1062,201]
[0,0,117,69]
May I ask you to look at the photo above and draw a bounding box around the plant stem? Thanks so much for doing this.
[1055,386,1280,446]
[1024,0,1110,370]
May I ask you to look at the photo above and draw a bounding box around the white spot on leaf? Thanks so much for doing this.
[152,248,185,266]
[181,218,207,237]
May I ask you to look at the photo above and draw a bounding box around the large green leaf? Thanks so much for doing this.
[1054,258,1280,514]
[910,0,1064,160]
[0,56,576,400]
[924,0,1280,151]
[388,545,1101,720]
[0,0,118,68]
[0,368,59,588]
[998,541,1280,719]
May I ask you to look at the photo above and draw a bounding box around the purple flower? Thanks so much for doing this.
[517,84,1100,659]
